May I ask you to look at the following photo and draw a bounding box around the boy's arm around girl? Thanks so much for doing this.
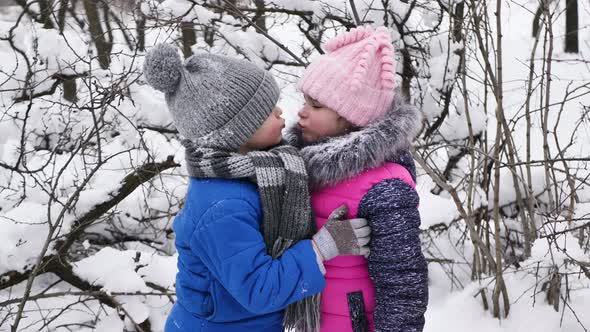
[185,192,370,315]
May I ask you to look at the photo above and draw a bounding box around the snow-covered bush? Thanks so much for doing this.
[0,0,588,331]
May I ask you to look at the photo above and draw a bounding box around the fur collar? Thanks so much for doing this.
[284,92,422,189]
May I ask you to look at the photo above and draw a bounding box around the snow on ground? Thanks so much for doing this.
[1,0,589,331]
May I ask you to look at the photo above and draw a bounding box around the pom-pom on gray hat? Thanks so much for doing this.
[143,43,280,151]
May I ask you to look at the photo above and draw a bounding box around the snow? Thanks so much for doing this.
[121,296,151,327]
[95,313,125,332]
[426,269,590,331]
[155,0,217,23]
[131,83,176,128]
[0,202,49,274]
[1,0,589,331]
[140,253,178,290]
[418,176,462,229]
[73,247,150,293]
[32,24,90,75]
[73,247,177,294]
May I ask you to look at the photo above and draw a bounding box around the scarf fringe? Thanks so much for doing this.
[283,293,322,332]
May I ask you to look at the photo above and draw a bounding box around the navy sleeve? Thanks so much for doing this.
[358,179,428,332]
[190,198,326,314]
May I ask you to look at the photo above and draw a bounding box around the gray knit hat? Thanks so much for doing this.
[143,43,280,150]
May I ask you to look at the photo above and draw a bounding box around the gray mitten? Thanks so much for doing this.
[312,205,371,261]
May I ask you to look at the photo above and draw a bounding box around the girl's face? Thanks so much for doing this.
[240,107,285,153]
[297,95,353,143]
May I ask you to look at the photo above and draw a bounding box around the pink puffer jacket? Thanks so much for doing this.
[311,162,416,332]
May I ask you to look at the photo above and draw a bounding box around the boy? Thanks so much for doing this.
[143,43,371,332]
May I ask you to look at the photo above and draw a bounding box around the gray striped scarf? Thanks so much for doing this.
[182,139,321,332]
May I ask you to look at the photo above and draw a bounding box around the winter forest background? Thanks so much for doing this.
[0,0,589,331]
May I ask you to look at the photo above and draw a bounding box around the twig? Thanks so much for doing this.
[349,0,361,25]
[7,157,179,331]
[219,0,307,66]
[0,286,168,307]
[411,148,498,271]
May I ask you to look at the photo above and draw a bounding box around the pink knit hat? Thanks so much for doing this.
[297,26,397,127]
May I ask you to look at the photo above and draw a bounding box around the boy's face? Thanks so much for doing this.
[297,94,352,143]
[241,107,285,152]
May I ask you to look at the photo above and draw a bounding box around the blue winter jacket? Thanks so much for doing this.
[165,177,326,332]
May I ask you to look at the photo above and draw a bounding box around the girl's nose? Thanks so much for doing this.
[273,107,283,118]
[298,108,308,118]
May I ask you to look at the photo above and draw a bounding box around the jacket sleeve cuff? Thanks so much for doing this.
[311,240,327,275]
[289,240,327,291]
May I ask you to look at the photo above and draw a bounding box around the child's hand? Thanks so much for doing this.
[312,205,371,261]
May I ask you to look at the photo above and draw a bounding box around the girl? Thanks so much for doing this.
[142,44,372,332]
[286,26,429,332]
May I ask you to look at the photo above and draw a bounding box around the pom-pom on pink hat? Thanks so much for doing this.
[297,26,397,127]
